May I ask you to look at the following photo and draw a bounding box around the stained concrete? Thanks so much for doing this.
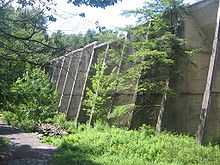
[165,0,220,141]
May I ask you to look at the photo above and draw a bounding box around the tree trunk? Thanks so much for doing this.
[156,79,169,133]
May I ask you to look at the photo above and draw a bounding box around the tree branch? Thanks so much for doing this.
[0,54,47,67]
[0,28,63,51]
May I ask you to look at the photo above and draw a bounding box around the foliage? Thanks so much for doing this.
[50,30,96,51]
[44,124,220,165]
[123,0,194,126]
[83,0,194,126]
[0,0,120,111]
[0,137,10,153]
[83,48,119,124]
[95,29,119,42]
[46,113,77,134]
[0,2,59,111]
[0,0,120,8]
[0,137,10,161]
[3,67,58,131]
[68,0,121,8]
[83,40,135,125]
[50,29,119,52]
[128,0,192,93]
[108,104,134,119]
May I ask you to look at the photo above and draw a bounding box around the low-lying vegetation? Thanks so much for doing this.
[1,1,220,165]
[0,137,10,152]
[44,124,220,165]
[3,67,58,132]
[0,137,10,161]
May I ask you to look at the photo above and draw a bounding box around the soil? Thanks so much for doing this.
[0,120,56,165]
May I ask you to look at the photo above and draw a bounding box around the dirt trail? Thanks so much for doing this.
[0,120,56,165]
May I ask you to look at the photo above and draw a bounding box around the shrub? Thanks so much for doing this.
[46,113,77,134]
[3,67,58,131]
[44,125,220,165]
[0,137,10,152]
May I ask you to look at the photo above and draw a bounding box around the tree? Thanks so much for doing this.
[124,0,192,131]
[68,0,121,8]
[0,5,56,110]
[0,0,121,110]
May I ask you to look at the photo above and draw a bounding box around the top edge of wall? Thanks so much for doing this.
[189,0,218,9]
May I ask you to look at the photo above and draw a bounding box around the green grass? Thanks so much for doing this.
[0,115,10,157]
[44,124,220,165]
[0,137,10,152]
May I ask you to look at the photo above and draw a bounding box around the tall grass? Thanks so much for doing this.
[44,124,220,165]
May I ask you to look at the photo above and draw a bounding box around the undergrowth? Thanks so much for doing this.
[0,137,10,161]
[0,137,10,153]
[2,67,58,132]
[44,124,220,165]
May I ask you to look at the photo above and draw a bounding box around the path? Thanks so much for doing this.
[0,120,56,165]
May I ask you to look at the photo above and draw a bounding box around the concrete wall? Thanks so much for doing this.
[47,0,220,141]
[48,41,138,126]
[165,0,220,141]
[48,42,97,122]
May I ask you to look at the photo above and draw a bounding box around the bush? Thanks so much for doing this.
[44,124,220,165]
[46,114,77,134]
[0,137,10,152]
[3,67,58,131]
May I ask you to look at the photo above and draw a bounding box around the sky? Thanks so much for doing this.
[47,0,200,35]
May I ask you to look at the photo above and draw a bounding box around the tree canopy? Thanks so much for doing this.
[68,0,121,8]
[0,0,121,110]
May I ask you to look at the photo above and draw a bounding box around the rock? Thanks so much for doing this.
[36,124,68,136]
[0,152,12,160]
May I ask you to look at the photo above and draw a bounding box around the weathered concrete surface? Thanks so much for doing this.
[58,51,82,113]
[66,43,96,121]
[47,0,220,141]
[165,0,220,141]
[49,43,97,120]
[49,41,138,126]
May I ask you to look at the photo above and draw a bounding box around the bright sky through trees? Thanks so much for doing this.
[48,0,200,34]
